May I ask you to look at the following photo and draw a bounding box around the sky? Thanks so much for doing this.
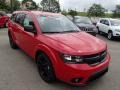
[19,0,120,12]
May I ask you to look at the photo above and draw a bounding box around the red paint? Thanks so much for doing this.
[8,11,110,86]
[0,15,9,27]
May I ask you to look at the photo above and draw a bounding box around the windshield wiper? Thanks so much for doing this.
[60,30,80,33]
[42,32,62,33]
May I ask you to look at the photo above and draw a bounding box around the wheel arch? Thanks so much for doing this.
[34,44,57,66]
[108,30,113,33]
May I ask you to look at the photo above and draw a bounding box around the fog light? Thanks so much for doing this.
[71,78,83,83]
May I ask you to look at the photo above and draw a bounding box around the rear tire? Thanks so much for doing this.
[4,22,8,28]
[36,52,56,83]
[8,33,18,49]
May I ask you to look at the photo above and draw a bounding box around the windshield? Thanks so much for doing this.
[37,15,80,33]
[74,17,92,24]
[110,19,120,26]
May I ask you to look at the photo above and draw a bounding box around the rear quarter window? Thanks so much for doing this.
[11,14,17,22]
[15,13,25,25]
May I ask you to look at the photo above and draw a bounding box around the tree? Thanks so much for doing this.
[61,9,68,15]
[22,0,38,10]
[68,9,78,18]
[113,5,120,18]
[0,0,8,10]
[0,0,20,12]
[13,0,20,10]
[87,4,106,17]
[7,0,20,12]
[41,0,60,13]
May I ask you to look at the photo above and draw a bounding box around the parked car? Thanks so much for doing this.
[97,18,120,40]
[0,11,9,27]
[73,16,98,36]
[8,11,110,86]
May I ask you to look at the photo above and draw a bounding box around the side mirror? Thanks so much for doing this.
[24,25,36,34]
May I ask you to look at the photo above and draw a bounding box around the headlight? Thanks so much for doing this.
[61,54,84,63]
[115,29,120,32]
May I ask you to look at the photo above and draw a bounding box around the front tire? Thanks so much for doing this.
[108,31,113,40]
[36,52,56,83]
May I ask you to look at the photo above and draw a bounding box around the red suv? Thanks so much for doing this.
[8,11,110,86]
[0,11,9,27]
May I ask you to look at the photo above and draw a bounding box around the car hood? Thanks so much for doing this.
[38,32,107,55]
[76,23,95,28]
[111,26,120,30]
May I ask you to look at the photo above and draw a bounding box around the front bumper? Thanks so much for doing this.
[55,53,110,86]
[113,31,120,37]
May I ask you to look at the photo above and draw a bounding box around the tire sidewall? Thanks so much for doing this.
[37,53,56,83]
[108,31,113,40]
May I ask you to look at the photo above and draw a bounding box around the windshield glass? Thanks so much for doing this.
[74,17,92,24]
[110,19,120,26]
[37,15,80,33]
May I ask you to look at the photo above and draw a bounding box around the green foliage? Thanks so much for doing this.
[9,0,20,11]
[87,4,106,17]
[0,0,8,10]
[105,13,112,18]
[113,5,120,18]
[61,9,68,15]
[68,9,78,17]
[0,0,20,12]
[41,0,61,13]
[78,12,87,16]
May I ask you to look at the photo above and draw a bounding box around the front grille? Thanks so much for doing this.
[79,27,93,32]
[83,50,107,65]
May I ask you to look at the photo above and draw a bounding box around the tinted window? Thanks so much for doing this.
[110,19,120,26]
[23,14,36,31]
[74,17,92,24]
[104,20,109,25]
[15,13,25,25]
[37,15,80,33]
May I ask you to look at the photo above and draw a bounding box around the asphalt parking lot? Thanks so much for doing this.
[0,28,120,90]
